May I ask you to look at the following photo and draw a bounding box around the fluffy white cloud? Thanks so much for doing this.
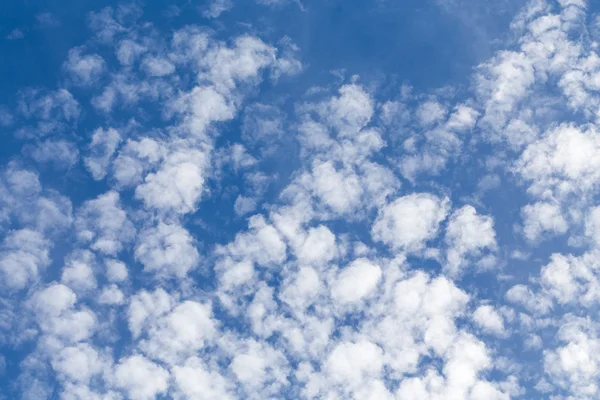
[105,259,128,282]
[516,124,600,199]
[473,305,506,336]
[330,258,382,306]
[234,195,258,216]
[141,56,176,77]
[544,316,600,397]
[416,100,447,126]
[226,339,289,398]
[61,250,97,292]
[372,193,450,253]
[51,344,107,383]
[135,148,208,214]
[310,161,363,214]
[0,229,50,290]
[279,266,323,311]
[217,215,287,267]
[111,137,164,188]
[521,201,568,242]
[505,283,553,315]
[585,206,600,246]
[445,205,497,275]
[113,355,169,400]
[29,139,79,169]
[294,225,338,265]
[30,283,96,343]
[115,39,146,66]
[325,84,374,135]
[75,191,135,255]
[325,340,383,384]
[128,288,174,338]
[396,334,502,399]
[98,284,125,305]
[134,222,200,278]
[139,301,216,364]
[17,88,80,130]
[84,127,122,181]
[63,47,105,86]
[538,251,600,307]
[203,0,233,18]
[173,357,234,399]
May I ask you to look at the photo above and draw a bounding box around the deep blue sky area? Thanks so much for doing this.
[0,0,519,102]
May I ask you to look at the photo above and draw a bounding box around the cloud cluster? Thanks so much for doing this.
[3,0,600,399]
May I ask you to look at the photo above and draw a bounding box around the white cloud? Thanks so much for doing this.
[234,195,258,216]
[445,205,497,275]
[17,88,79,135]
[446,104,479,131]
[172,86,235,137]
[310,161,363,215]
[51,343,107,383]
[325,340,383,384]
[111,137,164,188]
[30,283,97,343]
[473,305,506,336]
[115,39,147,66]
[372,193,450,253]
[216,258,256,292]
[521,201,568,242]
[61,250,97,292]
[396,334,503,399]
[279,266,323,311]
[544,316,600,397]
[87,7,125,44]
[140,301,216,364]
[75,191,135,255]
[98,284,125,305]
[112,355,169,400]
[84,127,122,181]
[128,288,174,338]
[294,225,337,265]
[141,56,176,77]
[505,284,553,314]
[537,251,600,307]
[516,124,600,199]
[105,259,128,282]
[134,148,208,214]
[29,139,79,169]
[585,206,600,246]
[31,283,77,317]
[325,84,374,135]
[201,36,277,92]
[217,215,287,267]
[228,340,289,397]
[416,100,447,126]
[63,47,105,86]
[477,50,535,135]
[0,229,50,290]
[134,222,200,278]
[203,0,233,18]
[173,357,234,399]
[331,258,382,306]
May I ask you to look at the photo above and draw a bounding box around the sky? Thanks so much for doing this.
[1,0,600,399]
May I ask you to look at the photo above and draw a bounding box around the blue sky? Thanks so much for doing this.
[2,0,600,399]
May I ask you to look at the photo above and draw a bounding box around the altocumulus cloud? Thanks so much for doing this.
[1,0,600,399]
